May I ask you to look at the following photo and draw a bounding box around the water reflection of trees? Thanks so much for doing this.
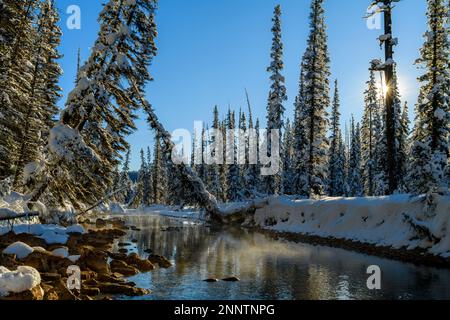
[123,215,450,300]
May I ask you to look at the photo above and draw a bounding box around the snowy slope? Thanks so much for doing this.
[254,194,450,257]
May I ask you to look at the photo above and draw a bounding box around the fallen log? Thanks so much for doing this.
[131,81,271,223]
[0,212,40,222]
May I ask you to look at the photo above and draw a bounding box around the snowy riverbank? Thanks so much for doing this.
[254,194,450,258]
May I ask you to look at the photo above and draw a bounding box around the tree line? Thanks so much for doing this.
[0,0,448,211]
[115,0,448,208]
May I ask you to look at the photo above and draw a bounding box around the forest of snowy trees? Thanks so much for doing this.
[0,0,448,212]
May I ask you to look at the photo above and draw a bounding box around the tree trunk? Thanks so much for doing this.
[383,0,397,194]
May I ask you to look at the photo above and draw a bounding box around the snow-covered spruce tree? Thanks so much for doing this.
[219,120,228,202]
[153,134,167,204]
[145,146,154,205]
[244,94,260,197]
[347,118,363,197]
[282,119,294,195]
[407,0,449,195]
[342,122,351,196]
[13,0,62,190]
[118,148,133,204]
[399,101,411,186]
[391,69,409,191]
[129,151,144,209]
[292,67,309,196]
[130,148,151,207]
[30,0,159,209]
[193,126,207,184]
[327,79,345,196]
[206,106,222,200]
[226,110,240,201]
[373,108,389,195]
[0,0,39,179]
[263,4,287,195]
[254,119,264,194]
[238,110,251,197]
[335,132,347,196]
[361,69,380,196]
[300,0,330,197]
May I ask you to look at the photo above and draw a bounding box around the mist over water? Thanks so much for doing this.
[118,214,450,300]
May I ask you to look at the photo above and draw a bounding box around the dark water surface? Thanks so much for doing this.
[116,214,450,300]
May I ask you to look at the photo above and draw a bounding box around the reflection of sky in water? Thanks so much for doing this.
[116,214,450,300]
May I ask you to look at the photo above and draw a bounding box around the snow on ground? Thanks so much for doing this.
[2,241,78,262]
[0,190,77,224]
[0,192,44,218]
[50,247,69,258]
[0,266,41,296]
[3,242,34,259]
[254,194,450,257]
[0,224,86,245]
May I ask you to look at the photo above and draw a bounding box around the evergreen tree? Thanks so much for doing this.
[238,110,250,196]
[244,91,260,197]
[328,79,345,196]
[118,148,133,204]
[13,0,62,190]
[146,146,154,204]
[0,0,39,179]
[407,0,449,194]
[263,5,287,195]
[226,110,240,201]
[373,109,389,195]
[153,134,166,204]
[361,70,380,196]
[387,68,408,192]
[30,0,159,208]
[282,119,294,195]
[219,120,228,202]
[137,148,151,206]
[207,106,222,199]
[347,118,363,197]
[292,67,309,196]
[335,132,347,196]
[300,0,330,197]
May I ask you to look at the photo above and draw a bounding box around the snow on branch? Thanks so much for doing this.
[49,123,102,166]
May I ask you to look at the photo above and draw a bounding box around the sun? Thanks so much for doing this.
[376,81,390,96]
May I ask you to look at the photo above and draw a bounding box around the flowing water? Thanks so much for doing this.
[115,213,450,300]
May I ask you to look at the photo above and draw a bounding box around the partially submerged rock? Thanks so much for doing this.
[222,276,240,282]
[77,246,110,274]
[110,259,139,276]
[125,253,155,272]
[96,283,150,296]
[148,254,172,268]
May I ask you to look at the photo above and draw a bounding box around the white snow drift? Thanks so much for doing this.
[0,223,86,245]
[3,242,34,259]
[254,194,450,257]
[0,266,41,297]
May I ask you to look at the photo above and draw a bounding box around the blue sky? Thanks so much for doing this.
[56,0,427,170]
